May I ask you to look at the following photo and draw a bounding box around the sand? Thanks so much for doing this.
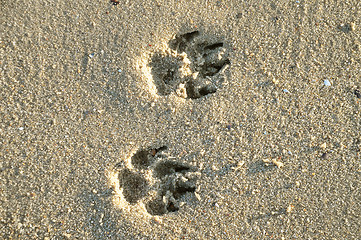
[1,0,361,239]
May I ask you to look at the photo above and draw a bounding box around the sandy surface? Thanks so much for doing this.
[1,0,361,239]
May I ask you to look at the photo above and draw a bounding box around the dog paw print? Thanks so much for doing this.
[116,146,199,215]
[148,30,230,99]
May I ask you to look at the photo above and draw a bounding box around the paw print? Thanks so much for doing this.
[116,146,199,216]
[149,31,230,99]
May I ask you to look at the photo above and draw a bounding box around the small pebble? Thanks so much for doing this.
[118,69,122,73]
[354,89,361,98]
[287,204,294,213]
[320,143,327,149]
[152,216,162,224]
[324,80,331,86]
[272,78,279,85]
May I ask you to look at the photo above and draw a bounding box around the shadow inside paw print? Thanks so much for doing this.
[169,31,200,53]
[145,161,197,216]
[131,146,167,169]
[118,169,148,204]
[149,30,230,99]
[116,145,199,215]
[149,53,186,96]
[153,160,191,178]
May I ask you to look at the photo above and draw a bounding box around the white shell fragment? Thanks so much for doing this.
[263,158,284,168]
[194,192,201,201]
[232,161,245,171]
[272,159,284,168]
[324,80,331,86]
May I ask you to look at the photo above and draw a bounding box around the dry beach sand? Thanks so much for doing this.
[1,0,361,239]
